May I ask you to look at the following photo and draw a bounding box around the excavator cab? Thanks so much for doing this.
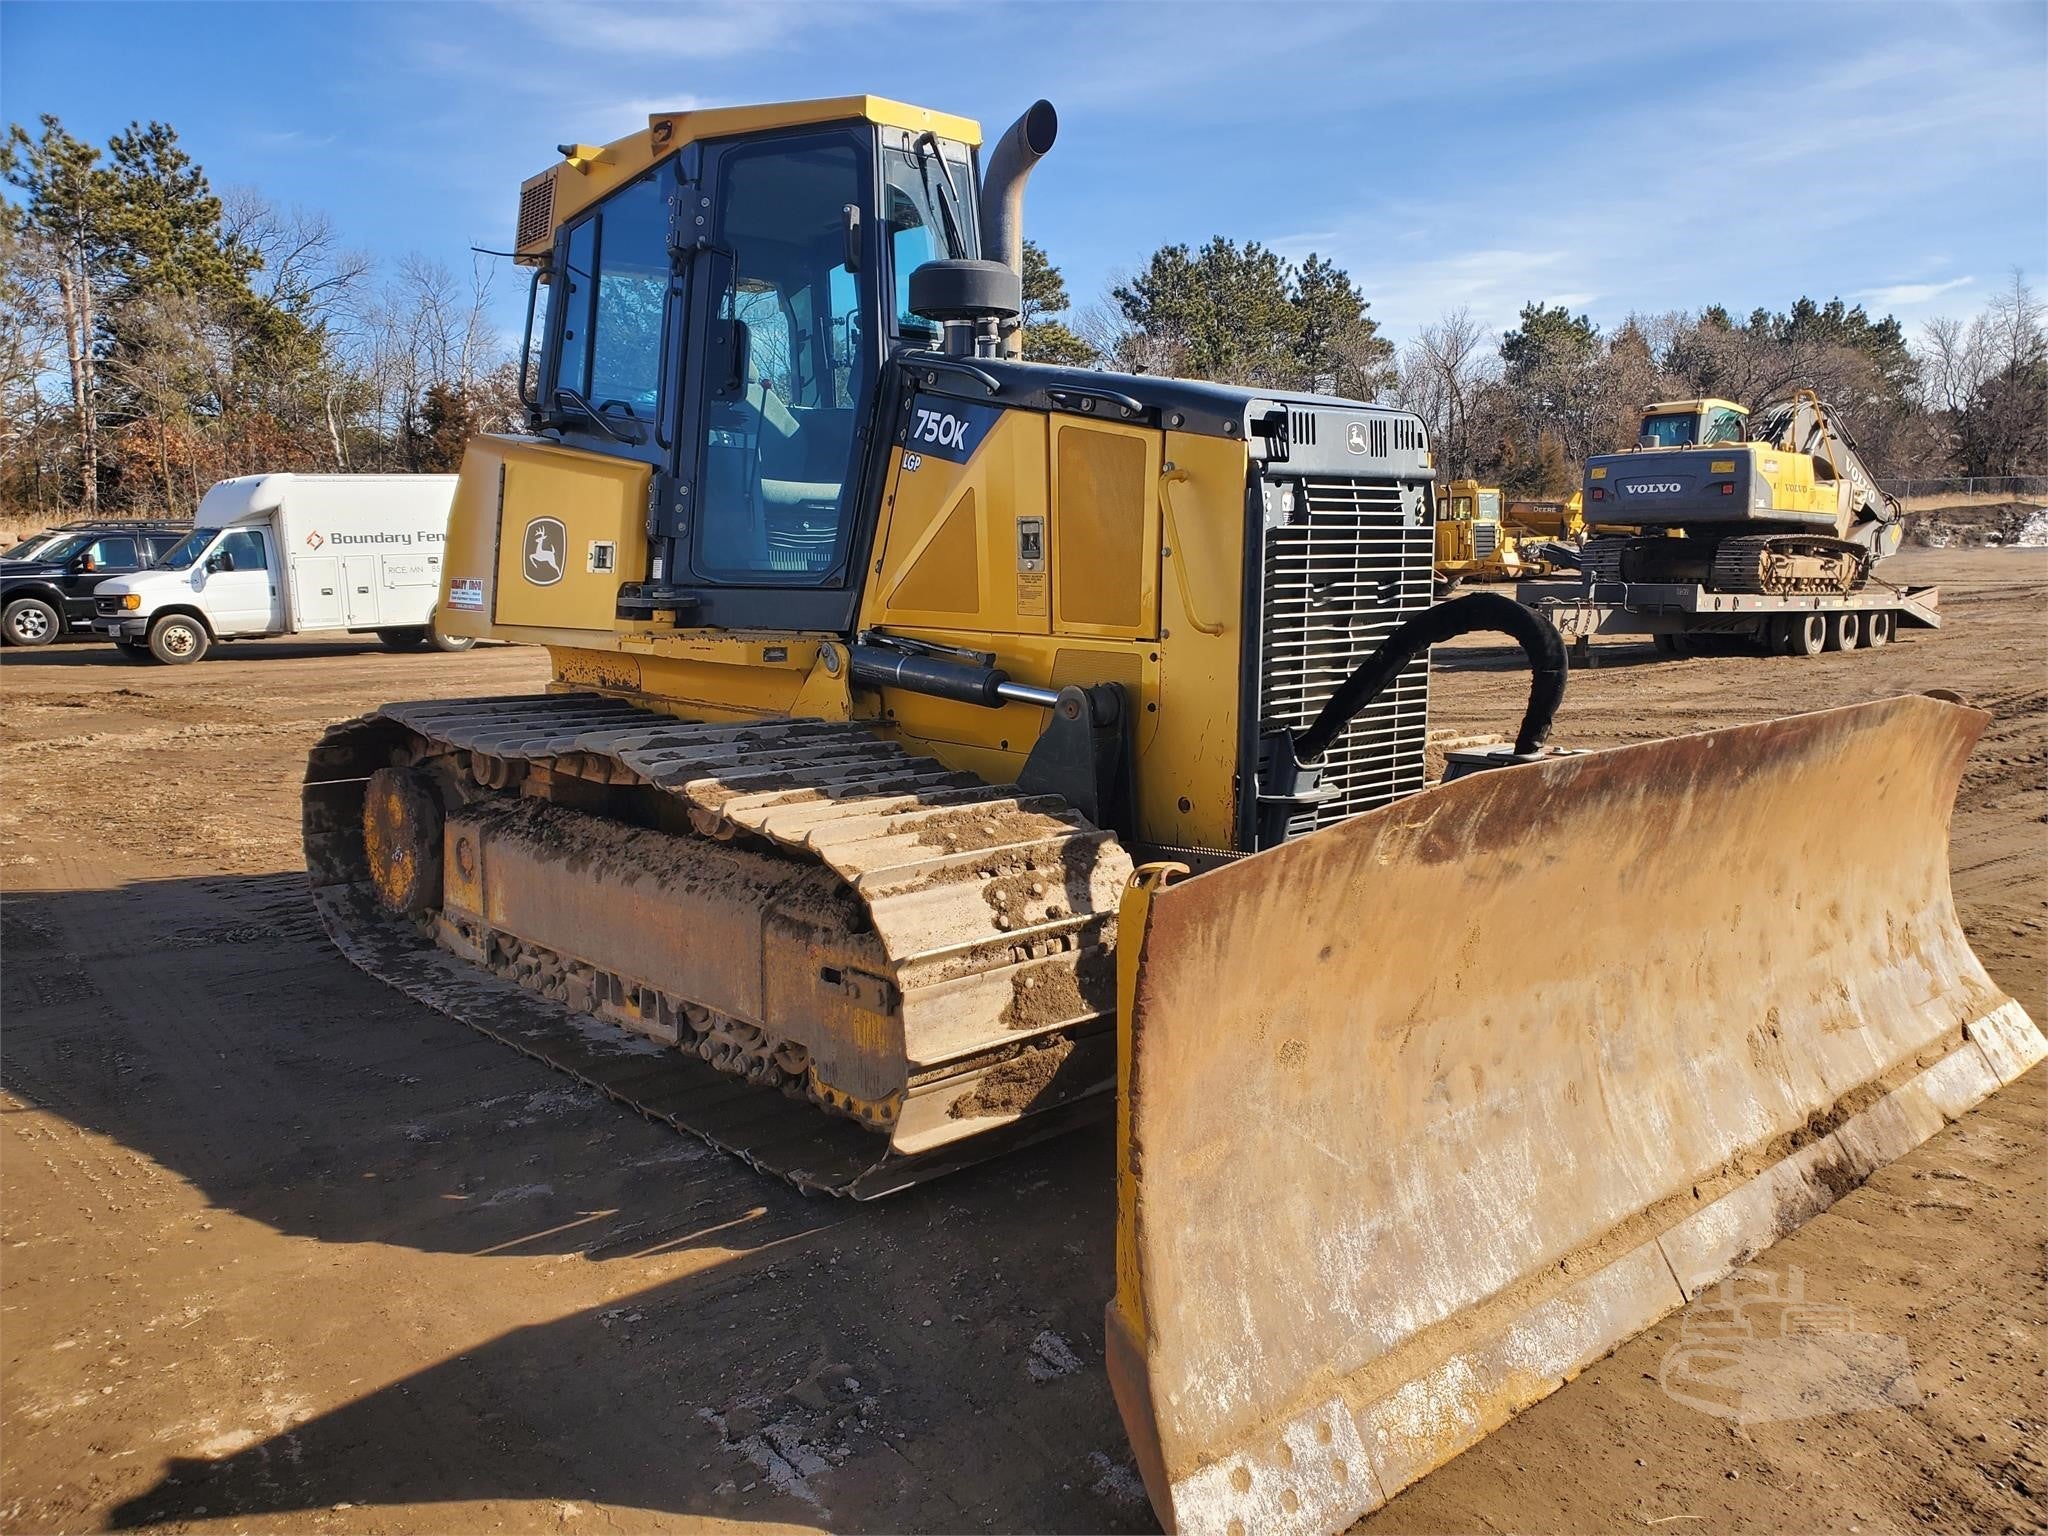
[1637,397,1749,448]
[305,93,2037,1536]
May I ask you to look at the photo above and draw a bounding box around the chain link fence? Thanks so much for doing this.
[1881,476,2048,500]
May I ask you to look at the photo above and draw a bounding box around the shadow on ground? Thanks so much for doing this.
[2,872,1142,1532]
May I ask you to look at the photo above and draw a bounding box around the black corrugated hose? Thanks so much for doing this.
[1294,592,1568,763]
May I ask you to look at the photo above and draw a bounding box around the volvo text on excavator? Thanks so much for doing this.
[302,96,2040,1534]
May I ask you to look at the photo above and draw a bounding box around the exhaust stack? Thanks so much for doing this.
[978,99,1058,357]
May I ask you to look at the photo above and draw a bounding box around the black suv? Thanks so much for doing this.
[2,523,188,646]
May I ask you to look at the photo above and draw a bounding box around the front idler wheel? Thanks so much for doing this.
[363,766,445,917]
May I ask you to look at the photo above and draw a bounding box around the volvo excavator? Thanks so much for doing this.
[1581,392,1904,594]
[302,96,2041,1534]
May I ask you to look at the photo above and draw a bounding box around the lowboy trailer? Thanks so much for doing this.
[1538,578,1940,663]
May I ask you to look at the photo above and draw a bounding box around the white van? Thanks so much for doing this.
[93,474,472,664]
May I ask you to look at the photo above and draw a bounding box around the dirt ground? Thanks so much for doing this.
[2,548,2042,1535]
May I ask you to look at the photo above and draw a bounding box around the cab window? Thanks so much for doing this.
[214,529,268,572]
[881,140,972,343]
[1640,413,1697,447]
[548,173,673,431]
[586,174,671,418]
[555,218,597,400]
[1702,407,1745,444]
[83,537,137,570]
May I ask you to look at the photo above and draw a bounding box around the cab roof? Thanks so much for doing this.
[1644,398,1747,416]
[518,95,983,260]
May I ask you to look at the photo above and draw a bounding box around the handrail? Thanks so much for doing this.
[1158,467,1226,637]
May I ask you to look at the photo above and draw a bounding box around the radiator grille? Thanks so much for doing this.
[1473,522,1498,558]
[1259,476,1434,837]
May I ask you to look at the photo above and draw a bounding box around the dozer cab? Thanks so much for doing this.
[303,95,2040,1533]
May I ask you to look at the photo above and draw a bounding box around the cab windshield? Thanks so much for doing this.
[1640,413,1699,447]
[157,528,219,571]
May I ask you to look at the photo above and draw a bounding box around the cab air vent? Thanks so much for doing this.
[516,171,557,254]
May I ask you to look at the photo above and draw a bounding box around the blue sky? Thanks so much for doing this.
[5,0,2044,355]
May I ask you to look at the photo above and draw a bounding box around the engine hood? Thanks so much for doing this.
[94,569,192,600]
[1,559,73,579]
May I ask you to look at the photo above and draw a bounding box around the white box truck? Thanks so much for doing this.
[92,473,474,664]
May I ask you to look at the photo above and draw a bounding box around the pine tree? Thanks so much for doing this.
[1019,239,1095,367]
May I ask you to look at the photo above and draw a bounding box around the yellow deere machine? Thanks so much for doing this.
[1505,488,1586,543]
[304,96,2040,1534]
[1433,478,1543,585]
[1581,392,1904,593]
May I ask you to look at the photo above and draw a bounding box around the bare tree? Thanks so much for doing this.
[1395,308,1494,477]
[223,188,372,326]
[0,222,69,515]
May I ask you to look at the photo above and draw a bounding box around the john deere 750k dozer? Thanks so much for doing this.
[303,95,2041,1532]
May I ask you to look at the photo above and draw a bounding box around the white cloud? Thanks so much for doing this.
[1858,276,1975,306]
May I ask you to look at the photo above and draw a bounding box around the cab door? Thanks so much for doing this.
[669,125,883,632]
[201,527,281,635]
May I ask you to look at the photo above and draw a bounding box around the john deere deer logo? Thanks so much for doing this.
[523,517,566,586]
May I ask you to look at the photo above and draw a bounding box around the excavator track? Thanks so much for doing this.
[1583,533,1872,596]
[303,692,1131,1198]
[1709,533,1871,595]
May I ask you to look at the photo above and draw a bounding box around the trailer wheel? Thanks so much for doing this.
[1824,612,1861,652]
[1865,610,1892,648]
[427,612,475,653]
[1653,632,1692,658]
[115,638,149,661]
[1788,613,1827,657]
[377,627,428,651]
[147,613,209,665]
[2,597,60,646]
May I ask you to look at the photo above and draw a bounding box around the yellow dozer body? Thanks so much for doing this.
[302,94,2040,1533]
[1434,479,1544,582]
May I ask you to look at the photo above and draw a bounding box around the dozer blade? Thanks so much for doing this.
[1107,694,2041,1536]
